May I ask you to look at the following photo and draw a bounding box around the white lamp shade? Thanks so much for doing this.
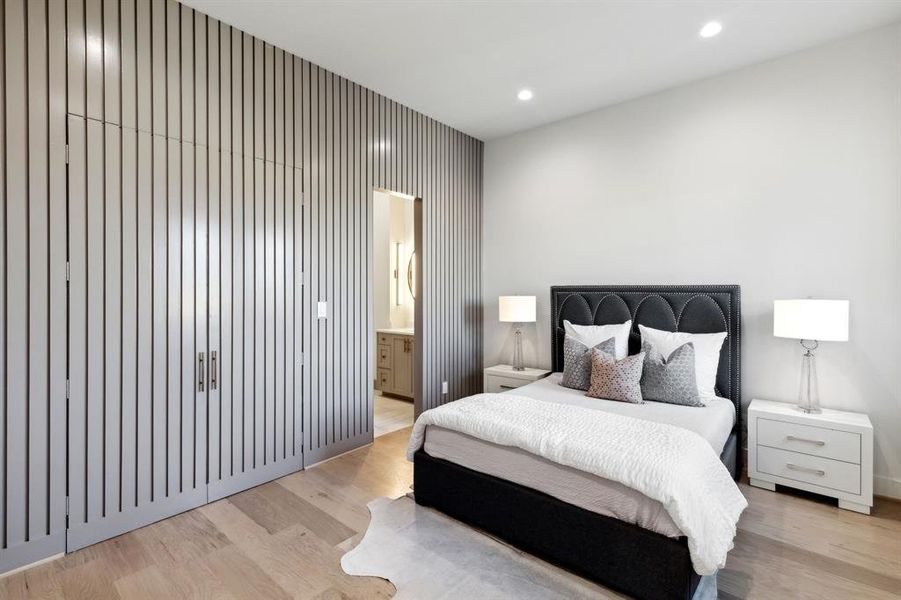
[499,296,536,323]
[773,299,849,342]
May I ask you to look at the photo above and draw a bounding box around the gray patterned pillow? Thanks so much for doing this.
[640,341,704,407]
[561,335,616,391]
[586,349,646,404]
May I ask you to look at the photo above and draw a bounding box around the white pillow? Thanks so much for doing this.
[563,320,631,360]
[638,325,726,399]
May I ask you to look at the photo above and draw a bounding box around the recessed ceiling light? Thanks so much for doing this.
[517,89,533,102]
[699,21,722,38]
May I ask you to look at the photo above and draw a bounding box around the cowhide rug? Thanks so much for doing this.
[341,495,717,599]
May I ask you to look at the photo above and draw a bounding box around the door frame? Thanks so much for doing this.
[369,188,424,425]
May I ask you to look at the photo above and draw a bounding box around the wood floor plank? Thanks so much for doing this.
[57,531,153,582]
[57,557,121,600]
[736,482,901,579]
[196,545,292,600]
[277,470,373,534]
[229,481,356,544]
[113,565,184,600]
[723,528,901,597]
[131,507,233,571]
[0,559,64,600]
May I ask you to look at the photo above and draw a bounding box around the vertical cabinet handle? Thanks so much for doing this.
[198,352,205,392]
[211,351,218,390]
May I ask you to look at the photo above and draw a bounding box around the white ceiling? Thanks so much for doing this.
[182,1,901,141]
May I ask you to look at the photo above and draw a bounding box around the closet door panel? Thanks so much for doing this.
[208,155,303,501]
[67,127,207,553]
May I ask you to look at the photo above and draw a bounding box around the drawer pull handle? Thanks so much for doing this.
[786,463,825,476]
[498,384,516,390]
[786,435,825,446]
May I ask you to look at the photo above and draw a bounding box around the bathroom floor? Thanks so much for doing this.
[374,392,414,438]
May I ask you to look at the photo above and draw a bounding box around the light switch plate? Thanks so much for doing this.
[317,301,328,319]
[442,381,448,394]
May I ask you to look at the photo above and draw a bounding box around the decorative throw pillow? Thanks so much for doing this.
[638,325,727,399]
[561,335,616,391]
[640,341,704,407]
[585,349,646,404]
[563,320,632,359]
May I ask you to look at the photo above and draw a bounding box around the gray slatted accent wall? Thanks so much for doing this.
[0,0,481,571]
[0,0,68,573]
[301,68,483,464]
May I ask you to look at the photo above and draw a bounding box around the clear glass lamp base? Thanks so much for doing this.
[512,326,524,371]
[797,342,821,414]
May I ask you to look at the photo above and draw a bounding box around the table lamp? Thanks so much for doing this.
[773,299,849,414]
[499,296,536,371]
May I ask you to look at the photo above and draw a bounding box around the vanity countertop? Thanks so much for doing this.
[376,327,414,336]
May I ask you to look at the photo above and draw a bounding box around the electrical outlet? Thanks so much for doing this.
[317,301,328,319]
[442,381,448,394]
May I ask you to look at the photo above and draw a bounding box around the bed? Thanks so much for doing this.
[412,285,742,600]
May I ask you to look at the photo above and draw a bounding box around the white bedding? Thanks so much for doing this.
[513,373,736,454]
[408,390,747,575]
[421,373,737,538]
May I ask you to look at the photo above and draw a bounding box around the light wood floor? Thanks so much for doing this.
[2,427,899,599]
[373,392,414,438]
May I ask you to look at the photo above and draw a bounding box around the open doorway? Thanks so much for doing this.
[371,189,420,437]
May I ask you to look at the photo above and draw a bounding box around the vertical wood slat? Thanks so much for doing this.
[85,0,102,121]
[207,15,221,483]
[103,123,122,517]
[48,0,68,538]
[4,0,27,548]
[26,0,49,540]
[136,129,153,507]
[67,116,87,530]
[120,5,139,515]
[150,133,167,503]
[85,119,104,522]
[103,0,120,126]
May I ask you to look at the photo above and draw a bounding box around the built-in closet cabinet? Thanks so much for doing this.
[63,1,306,551]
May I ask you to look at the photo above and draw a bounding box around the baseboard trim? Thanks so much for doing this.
[875,475,901,500]
[0,533,66,577]
[0,551,64,579]
[304,434,371,467]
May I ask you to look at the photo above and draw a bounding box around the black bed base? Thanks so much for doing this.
[414,449,702,600]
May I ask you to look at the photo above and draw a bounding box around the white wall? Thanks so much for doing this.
[483,25,901,497]
[372,191,416,332]
[372,191,391,331]
[389,194,416,329]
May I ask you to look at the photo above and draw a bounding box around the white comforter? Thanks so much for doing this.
[407,393,747,575]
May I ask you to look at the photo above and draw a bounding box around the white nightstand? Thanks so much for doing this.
[748,399,873,514]
[483,365,551,393]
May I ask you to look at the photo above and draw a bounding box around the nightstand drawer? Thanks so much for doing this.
[485,375,526,393]
[757,418,860,464]
[757,446,860,495]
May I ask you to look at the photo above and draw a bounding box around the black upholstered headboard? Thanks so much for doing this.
[551,285,742,471]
